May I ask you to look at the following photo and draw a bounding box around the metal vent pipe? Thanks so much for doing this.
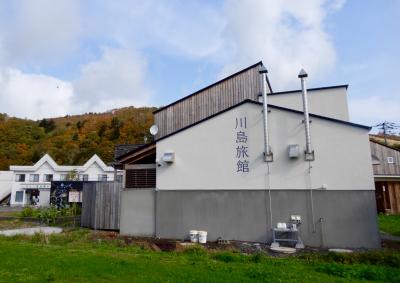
[260,66,273,162]
[298,69,314,161]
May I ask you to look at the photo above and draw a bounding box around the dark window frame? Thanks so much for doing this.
[15,174,25,182]
[125,168,156,189]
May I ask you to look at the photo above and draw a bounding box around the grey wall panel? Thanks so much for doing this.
[120,189,155,236]
[155,190,380,249]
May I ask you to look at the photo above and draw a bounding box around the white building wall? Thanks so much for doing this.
[9,155,121,206]
[0,171,13,201]
[268,87,350,121]
[156,102,374,191]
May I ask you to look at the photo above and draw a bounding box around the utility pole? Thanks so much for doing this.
[372,121,400,145]
[383,121,387,145]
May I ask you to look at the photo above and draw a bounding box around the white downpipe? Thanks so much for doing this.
[260,66,273,162]
[299,69,316,234]
[298,69,314,161]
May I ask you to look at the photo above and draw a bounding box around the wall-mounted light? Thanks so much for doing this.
[162,152,175,163]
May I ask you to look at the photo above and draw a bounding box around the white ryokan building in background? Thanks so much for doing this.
[10,154,121,206]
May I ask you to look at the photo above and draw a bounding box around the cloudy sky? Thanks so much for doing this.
[0,0,399,127]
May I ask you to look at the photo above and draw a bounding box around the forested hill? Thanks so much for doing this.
[0,107,155,170]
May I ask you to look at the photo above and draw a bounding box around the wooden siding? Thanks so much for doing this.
[81,182,121,230]
[154,64,264,139]
[375,181,400,214]
[370,141,400,176]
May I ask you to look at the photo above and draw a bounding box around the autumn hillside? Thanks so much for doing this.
[0,107,156,170]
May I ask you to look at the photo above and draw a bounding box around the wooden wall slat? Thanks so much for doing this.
[370,142,400,176]
[155,65,263,139]
[81,182,122,230]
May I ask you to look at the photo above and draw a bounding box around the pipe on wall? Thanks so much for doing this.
[298,69,315,161]
[259,66,273,162]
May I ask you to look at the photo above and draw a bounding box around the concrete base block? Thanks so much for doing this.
[155,189,381,249]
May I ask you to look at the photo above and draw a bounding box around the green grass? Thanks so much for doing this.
[0,229,399,282]
[379,214,400,236]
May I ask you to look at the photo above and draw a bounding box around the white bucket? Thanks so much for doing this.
[189,230,198,243]
[198,231,207,244]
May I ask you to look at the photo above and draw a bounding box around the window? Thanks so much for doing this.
[44,174,53,182]
[125,169,156,188]
[80,174,89,181]
[98,174,107,181]
[60,174,68,181]
[116,174,123,183]
[29,174,39,182]
[15,174,25,182]
[15,191,23,202]
[387,157,395,164]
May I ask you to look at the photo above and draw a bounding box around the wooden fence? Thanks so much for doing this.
[81,182,121,230]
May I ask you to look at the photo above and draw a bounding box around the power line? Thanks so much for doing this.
[372,121,400,145]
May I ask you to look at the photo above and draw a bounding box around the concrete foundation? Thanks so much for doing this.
[155,190,380,249]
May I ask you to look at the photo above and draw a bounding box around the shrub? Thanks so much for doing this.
[38,207,60,224]
[20,207,37,217]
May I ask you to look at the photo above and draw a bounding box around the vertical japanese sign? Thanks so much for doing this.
[235,117,249,173]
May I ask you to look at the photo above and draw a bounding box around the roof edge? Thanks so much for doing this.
[153,61,264,114]
[269,84,349,96]
[369,138,400,152]
[266,103,371,130]
[154,99,371,143]
[115,142,156,162]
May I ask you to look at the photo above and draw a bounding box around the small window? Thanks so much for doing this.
[44,174,53,182]
[98,174,107,181]
[116,174,123,183]
[60,174,68,181]
[15,191,23,202]
[15,174,25,182]
[387,157,395,164]
[80,174,89,181]
[29,174,39,182]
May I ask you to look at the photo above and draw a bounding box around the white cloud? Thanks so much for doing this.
[74,47,151,111]
[219,0,341,89]
[0,0,81,66]
[0,69,74,119]
[0,47,151,119]
[82,0,225,58]
[0,0,347,119]
[349,96,400,126]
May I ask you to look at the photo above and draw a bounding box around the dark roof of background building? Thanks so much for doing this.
[114,144,145,160]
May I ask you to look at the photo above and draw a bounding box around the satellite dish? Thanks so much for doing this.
[150,125,159,136]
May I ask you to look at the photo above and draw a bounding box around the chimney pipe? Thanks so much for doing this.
[298,69,315,161]
[260,65,273,162]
